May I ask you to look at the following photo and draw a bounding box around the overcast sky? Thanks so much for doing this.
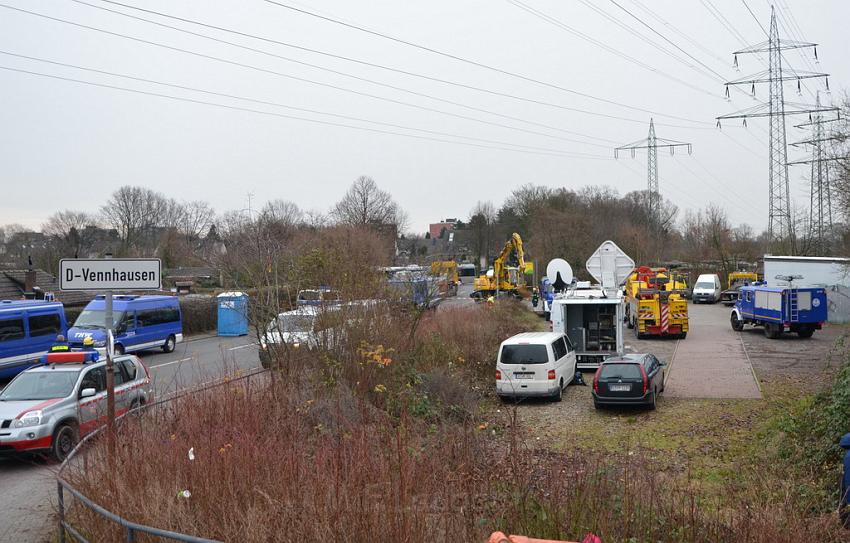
[1,0,848,234]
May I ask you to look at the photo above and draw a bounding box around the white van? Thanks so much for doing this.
[692,273,722,304]
[496,332,577,401]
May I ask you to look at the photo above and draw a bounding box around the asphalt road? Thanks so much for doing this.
[0,333,260,543]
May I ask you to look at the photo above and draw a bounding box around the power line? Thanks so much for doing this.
[260,0,714,125]
[66,0,646,137]
[1,3,624,149]
[0,64,614,159]
[574,0,724,84]
[0,49,615,156]
[629,0,731,66]
[606,0,730,82]
[505,0,723,101]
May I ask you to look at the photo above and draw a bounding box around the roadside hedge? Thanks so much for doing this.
[179,296,218,335]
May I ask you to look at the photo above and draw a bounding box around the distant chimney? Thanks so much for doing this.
[24,269,36,294]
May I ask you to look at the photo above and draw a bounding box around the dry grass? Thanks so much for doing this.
[62,305,848,542]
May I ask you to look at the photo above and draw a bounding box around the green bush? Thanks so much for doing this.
[775,335,850,507]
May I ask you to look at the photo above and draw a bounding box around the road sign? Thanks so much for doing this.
[60,258,162,291]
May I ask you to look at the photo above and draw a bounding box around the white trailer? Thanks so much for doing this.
[548,241,634,370]
[550,286,626,369]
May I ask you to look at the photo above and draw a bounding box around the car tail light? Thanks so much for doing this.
[639,364,649,395]
[495,369,502,380]
[593,368,600,393]
[547,369,556,380]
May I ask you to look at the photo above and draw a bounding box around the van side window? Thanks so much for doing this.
[138,307,180,327]
[563,336,574,352]
[118,312,135,331]
[552,338,567,360]
[28,314,61,337]
[0,318,25,342]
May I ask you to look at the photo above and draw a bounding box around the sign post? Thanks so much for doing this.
[59,257,161,451]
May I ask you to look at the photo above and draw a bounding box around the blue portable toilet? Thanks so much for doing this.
[217,292,249,336]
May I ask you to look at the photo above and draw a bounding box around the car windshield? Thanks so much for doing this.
[694,282,714,289]
[299,291,321,301]
[600,363,643,380]
[500,344,548,365]
[0,370,81,401]
[269,315,315,334]
[74,309,125,329]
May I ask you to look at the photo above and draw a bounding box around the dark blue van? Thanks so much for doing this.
[68,295,183,354]
[0,299,68,379]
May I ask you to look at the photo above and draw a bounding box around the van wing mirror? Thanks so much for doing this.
[80,387,96,398]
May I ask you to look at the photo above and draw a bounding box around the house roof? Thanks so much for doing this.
[0,269,95,306]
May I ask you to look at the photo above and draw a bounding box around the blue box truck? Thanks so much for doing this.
[730,283,827,338]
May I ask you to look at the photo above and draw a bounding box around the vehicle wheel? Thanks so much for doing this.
[797,327,814,339]
[649,388,657,410]
[678,332,687,339]
[553,380,563,402]
[51,424,78,463]
[114,344,125,355]
[593,399,601,410]
[764,323,780,339]
[161,335,176,353]
[730,313,744,332]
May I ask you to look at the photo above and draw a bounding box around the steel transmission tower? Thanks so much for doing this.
[717,6,833,255]
[789,93,843,255]
[615,118,692,223]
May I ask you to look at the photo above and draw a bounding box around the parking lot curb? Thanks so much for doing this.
[663,338,680,389]
[736,331,763,398]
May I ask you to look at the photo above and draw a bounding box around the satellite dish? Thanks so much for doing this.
[586,240,635,289]
[546,259,573,291]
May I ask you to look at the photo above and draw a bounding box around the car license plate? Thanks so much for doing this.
[513,372,534,379]
[609,384,631,392]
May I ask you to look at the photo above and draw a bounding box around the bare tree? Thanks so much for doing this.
[178,201,216,241]
[332,176,407,230]
[261,200,302,234]
[101,186,169,252]
[42,210,99,257]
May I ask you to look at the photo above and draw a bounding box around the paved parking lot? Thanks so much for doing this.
[664,302,761,399]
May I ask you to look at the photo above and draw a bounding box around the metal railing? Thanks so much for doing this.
[56,368,266,543]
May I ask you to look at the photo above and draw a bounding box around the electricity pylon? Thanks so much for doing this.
[789,93,843,255]
[717,6,833,255]
[615,118,692,224]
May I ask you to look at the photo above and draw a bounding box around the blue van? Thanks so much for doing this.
[68,295,183,355]
[0,299,68,379]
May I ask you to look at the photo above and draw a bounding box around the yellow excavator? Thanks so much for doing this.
[472,233,526,299]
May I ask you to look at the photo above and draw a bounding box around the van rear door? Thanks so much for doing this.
[499,343,550,381]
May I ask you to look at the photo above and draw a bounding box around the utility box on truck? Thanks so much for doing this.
[550,286,626,369]
[549,241,635,370]
[731,282,827,338]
